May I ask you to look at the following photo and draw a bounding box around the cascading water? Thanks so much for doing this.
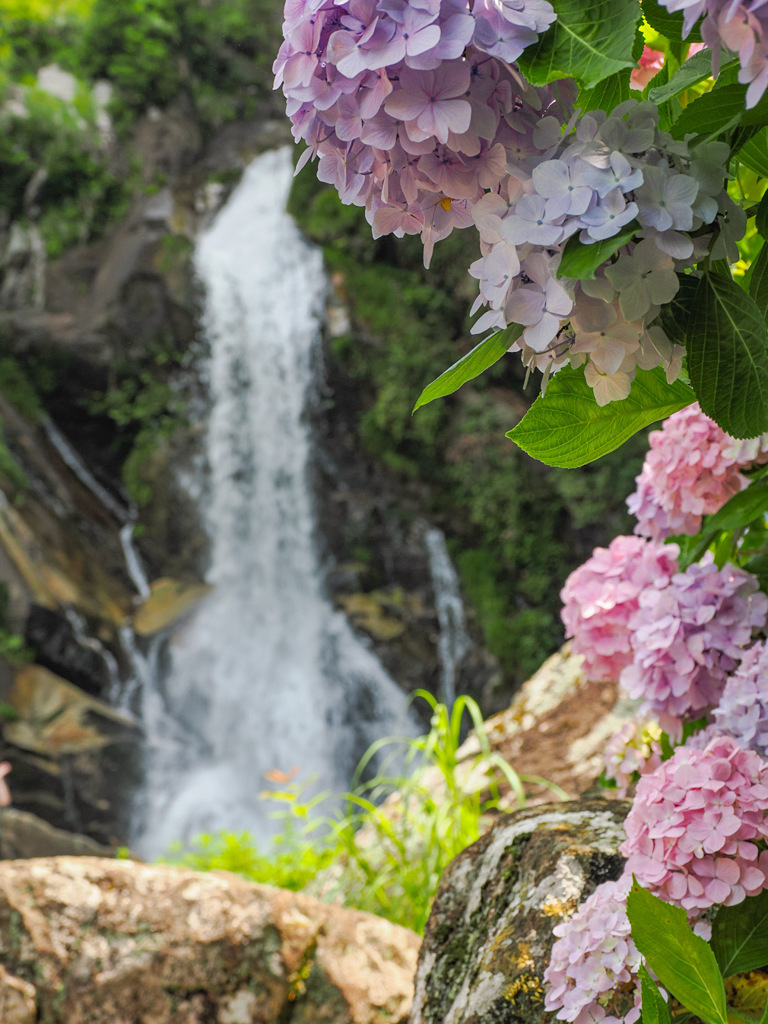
[424,527,472,709]
[132,148,413,859]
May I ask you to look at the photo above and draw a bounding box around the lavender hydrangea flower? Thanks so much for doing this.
[276,0,734,400]
[620,555,768,736]
[714,642,768,756]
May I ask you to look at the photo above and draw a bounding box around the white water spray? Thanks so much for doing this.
[132,149,413,858]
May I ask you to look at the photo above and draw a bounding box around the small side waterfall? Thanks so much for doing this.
[41,416,155,702]
[425,527,472,708]
[132,149,413,859]
[43,417,129,525]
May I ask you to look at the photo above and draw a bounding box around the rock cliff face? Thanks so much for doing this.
[0,107,291,850]
[0,855,420,1024]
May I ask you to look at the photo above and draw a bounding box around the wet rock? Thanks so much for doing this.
[0,809,112,859]
[3,666,141,843]
[0,856,420,1024]
[410,798,629,1024]
[5,664,138,757]
[25,605,113,697]
[133,577,212,636]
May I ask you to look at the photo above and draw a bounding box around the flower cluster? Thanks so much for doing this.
[275,0,741,402]
[621,555,768,736]
[273,0,569,267]
[713,641,768,757]
[544,877,642,1024]
[603,719,663,797]
[561,535,679,683]
[660,0,768,108]
[469,100,737,403]
[621,734,768,912]
[627,404,766,540]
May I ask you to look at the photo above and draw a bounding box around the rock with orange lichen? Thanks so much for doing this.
[410,798,629,1024]
[0,856,420,1024]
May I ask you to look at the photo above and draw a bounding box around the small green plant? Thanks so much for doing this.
[0,629,33,666]
[163,693,566,933]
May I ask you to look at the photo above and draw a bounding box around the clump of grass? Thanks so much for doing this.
[162,692,566,933]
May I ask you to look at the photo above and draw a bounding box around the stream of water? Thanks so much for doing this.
[131,149,414,858]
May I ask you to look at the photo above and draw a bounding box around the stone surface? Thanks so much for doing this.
[133,576,213,636]
[0,809,112,860]
[410,798,629,1024]
[0,856,420,1024]
[455,646,631,805]
[0,963,36,1024]
[6,664,139,756]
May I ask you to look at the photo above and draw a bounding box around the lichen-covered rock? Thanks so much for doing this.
[410,798,629,1024]
[0,856,420,1024]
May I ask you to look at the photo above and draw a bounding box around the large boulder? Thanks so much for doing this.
[410,798,629,1024]
[0,856,420,1024]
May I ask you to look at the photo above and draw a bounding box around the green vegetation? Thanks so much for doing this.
[78,0,282,132]
[289,167,645,685]
[164,693,563,933]
[0,0,284,263]
[86,340,189,504]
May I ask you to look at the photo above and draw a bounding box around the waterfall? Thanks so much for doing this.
[132,148,413,859]
[425,527,472,709]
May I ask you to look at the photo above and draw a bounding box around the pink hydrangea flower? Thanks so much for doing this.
[627,404,750,540]
[713,642,768,756]
[621,734,768,912]
[544,876,642,1024]
[620,556,768,736]
[561,535,679,683]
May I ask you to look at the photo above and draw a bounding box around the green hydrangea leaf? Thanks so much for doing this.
[577,70,632,115]
[517,0,640,89]
[686,272,768,439]
[627,881,728,1024]
[735,129,768,178]
[711,891,768,978]
[756,191,768,238]
[670,84,746,140]
[640,0,702,42]
[506,364,694,468]
[639,965,672,1024]
[749,245,768,320]
[413,325,522,412]
[649,51,736,105]
[558,222,639,280]
[658,274,699,347]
